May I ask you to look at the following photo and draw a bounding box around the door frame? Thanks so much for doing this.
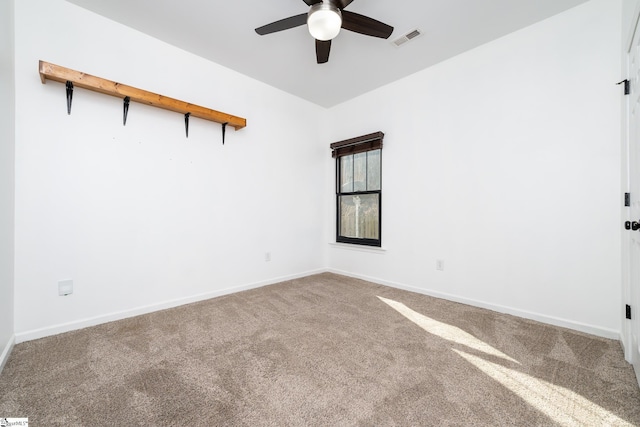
[622,2,640,383]
[621,16,632,365]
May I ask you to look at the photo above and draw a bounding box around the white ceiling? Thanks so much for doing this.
[65,0,590,108]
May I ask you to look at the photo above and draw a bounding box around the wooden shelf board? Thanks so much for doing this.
[39,60,246,130]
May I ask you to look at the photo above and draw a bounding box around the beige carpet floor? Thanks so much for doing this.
[1,272,639,426]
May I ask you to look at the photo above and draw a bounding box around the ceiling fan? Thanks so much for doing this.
[255,0,394,64]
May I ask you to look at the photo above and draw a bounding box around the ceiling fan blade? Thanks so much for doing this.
[316,39,331,64]
[335,0,354,9]
[255,13,307,35]
[341,11,394,39]
[302,0,322,5]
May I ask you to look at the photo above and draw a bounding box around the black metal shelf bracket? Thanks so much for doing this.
[65,80,73,115]
[184,112,191,138]
[222,122,228,145]
[123,96,130,126]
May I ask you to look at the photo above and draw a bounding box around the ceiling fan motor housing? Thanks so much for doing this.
[307,3,342,41]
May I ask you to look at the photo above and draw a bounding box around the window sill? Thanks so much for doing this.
[329,242,387,254]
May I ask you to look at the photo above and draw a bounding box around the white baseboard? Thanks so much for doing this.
[328,268,621,340]
[14,267,620,344]
[0,334,15,374]
[15,268,326,344]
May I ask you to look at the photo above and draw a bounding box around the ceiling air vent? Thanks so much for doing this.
[392,29,422,47]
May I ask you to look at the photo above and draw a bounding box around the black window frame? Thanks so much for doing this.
[331,132,384,247]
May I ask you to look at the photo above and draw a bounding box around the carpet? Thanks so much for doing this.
[1,272,639,426]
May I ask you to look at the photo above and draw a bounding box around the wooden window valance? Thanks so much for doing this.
[330,131,384,158]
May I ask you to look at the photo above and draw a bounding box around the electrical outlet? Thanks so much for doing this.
[58,279,73,296]
[436,259,444,271]
[265,252,271,262]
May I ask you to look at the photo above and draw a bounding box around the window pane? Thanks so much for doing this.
[339,194,379,239]
[353,152,367,192]
[367,150,381,191]
[340,155,353,193]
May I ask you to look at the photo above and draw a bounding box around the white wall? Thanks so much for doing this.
[327,0,623,338]
[0,0,16,369]
[13,0,328,341]
[623,0,640,47]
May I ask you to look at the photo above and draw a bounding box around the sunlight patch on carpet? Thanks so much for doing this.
[453,349,633,426]
[378,296,519,364]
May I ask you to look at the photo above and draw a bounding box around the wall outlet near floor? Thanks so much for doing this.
[58,279,73,296]
[265,252,271,262]
[436,259,445,271]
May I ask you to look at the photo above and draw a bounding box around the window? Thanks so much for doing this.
[331,132,383,247]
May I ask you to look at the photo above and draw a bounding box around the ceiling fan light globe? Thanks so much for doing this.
[308,4,342,41]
